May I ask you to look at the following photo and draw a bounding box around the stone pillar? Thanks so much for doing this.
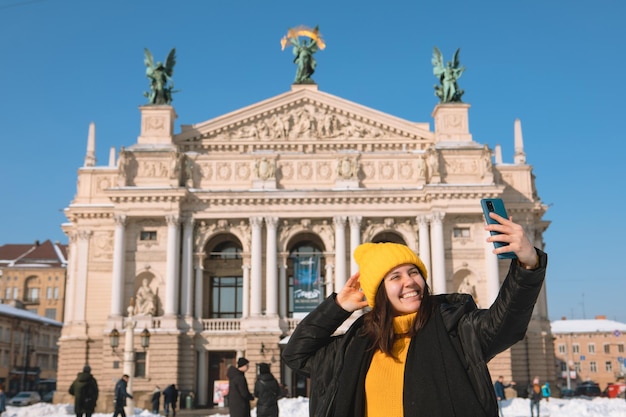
[110,215,127,317]
[197,349,208,406]
[278,254,288,318]
[165,215,181,316]
[74,230,92,322]
[194,253,205,320]
[416,215,432,286]
[265,217,279,317]
[430,212,446,294]
[333,216,347,292]
[137,105,177,145]
[325,263,334,297]
[64,233,78,323]
[181,217,194,317]
[484,229,500,307]
[348,216,362,275]
[431,103,473,143]
[250,217,263,316]
[242,264,251,318]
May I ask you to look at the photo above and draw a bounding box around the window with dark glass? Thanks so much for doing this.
[140,231,157,241]
[135,351,146,377]
[208,241,243,318]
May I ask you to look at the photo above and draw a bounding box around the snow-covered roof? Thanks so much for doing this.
[551,318,626,334]
[0,303,62,326]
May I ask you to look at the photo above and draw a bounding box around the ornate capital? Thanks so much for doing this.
[265,216,279,229]
[114,214,127,227]
[165,214,180,226]
[333,216,346,227]
[250,217,264,228]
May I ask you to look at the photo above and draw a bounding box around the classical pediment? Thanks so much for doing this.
[175,85,433,146]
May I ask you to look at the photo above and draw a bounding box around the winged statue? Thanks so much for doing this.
[144,48,177,105]
[432,47,465,103]
[281,25,326,84]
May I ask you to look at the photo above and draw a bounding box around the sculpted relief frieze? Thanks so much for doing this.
[206,103,388,142]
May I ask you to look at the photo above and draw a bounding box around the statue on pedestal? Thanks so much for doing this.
[281,26,326,84]
[432,47,465,103]
[144,48,177,105]
[135,277,157,316]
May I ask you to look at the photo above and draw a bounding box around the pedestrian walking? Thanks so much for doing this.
[528,377,542,417]
[112,374,133,417]
[163,383,179,417]
[151,386,161,414]
[69,365,99,417]
[254,363,280,417]
[227,357,254,417]
[494,375,515,417]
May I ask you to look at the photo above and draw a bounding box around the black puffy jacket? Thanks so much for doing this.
[283,250,547,417]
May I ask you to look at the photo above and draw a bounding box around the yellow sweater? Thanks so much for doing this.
[365,312,417,417]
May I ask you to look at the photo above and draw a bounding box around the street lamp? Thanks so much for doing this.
[108,302,150,416]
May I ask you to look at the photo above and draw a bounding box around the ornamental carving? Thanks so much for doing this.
[144,116,166,133]
[208,103,388,141]
[254,158,276,180]
[336,156,359,180]
[235,162,251,180]
[217,162,232,181]
[280,162,294,180]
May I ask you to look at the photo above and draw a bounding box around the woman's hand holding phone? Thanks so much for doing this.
[484,211,538,268]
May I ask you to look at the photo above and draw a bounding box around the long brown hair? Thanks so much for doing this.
[362,276,434,358]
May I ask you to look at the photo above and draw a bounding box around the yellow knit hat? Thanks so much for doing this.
[354,242,427,308]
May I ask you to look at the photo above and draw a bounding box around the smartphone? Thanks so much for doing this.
[480,198,517,259]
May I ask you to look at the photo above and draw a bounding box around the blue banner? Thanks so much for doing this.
[293,255,322,312]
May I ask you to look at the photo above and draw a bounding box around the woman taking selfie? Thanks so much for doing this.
[283,212,547,417]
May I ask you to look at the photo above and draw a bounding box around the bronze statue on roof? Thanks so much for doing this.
[144,48,177,105]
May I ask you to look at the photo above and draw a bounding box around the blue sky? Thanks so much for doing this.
[1,0,625,323]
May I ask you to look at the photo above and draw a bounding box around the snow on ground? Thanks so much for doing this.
[4,396,626,417]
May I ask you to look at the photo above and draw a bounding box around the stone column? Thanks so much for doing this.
[250,216,263,316]
[325,263,334,297]
[265,217,278,317]
[416,215,432,286]
[348,216,362,275]
[430,212,446,294]
[110,215,127,317]
[74,230,92,322]
[194,253,205,320]
[165,215,181,316]
[242,264,251,318]
[197,349,208,406]
[484,229,500,306]
[278,254,288,318]
[333,216,347,292]
[181,217,194,317]
[64,233,78,323]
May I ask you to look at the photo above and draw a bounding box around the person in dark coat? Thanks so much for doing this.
[112,374,133,417]
[227,357,254,417]
[254,363,280,417]
[68,365,99,417]
[494,375,515,417]
[283,212,547,417]
[163,383,179,417]
[151,386,161,414]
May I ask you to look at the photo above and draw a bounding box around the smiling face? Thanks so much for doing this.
[382,263,425,316]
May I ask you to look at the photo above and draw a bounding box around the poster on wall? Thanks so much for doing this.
[213,380,229,407]
[293,255,322,313]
